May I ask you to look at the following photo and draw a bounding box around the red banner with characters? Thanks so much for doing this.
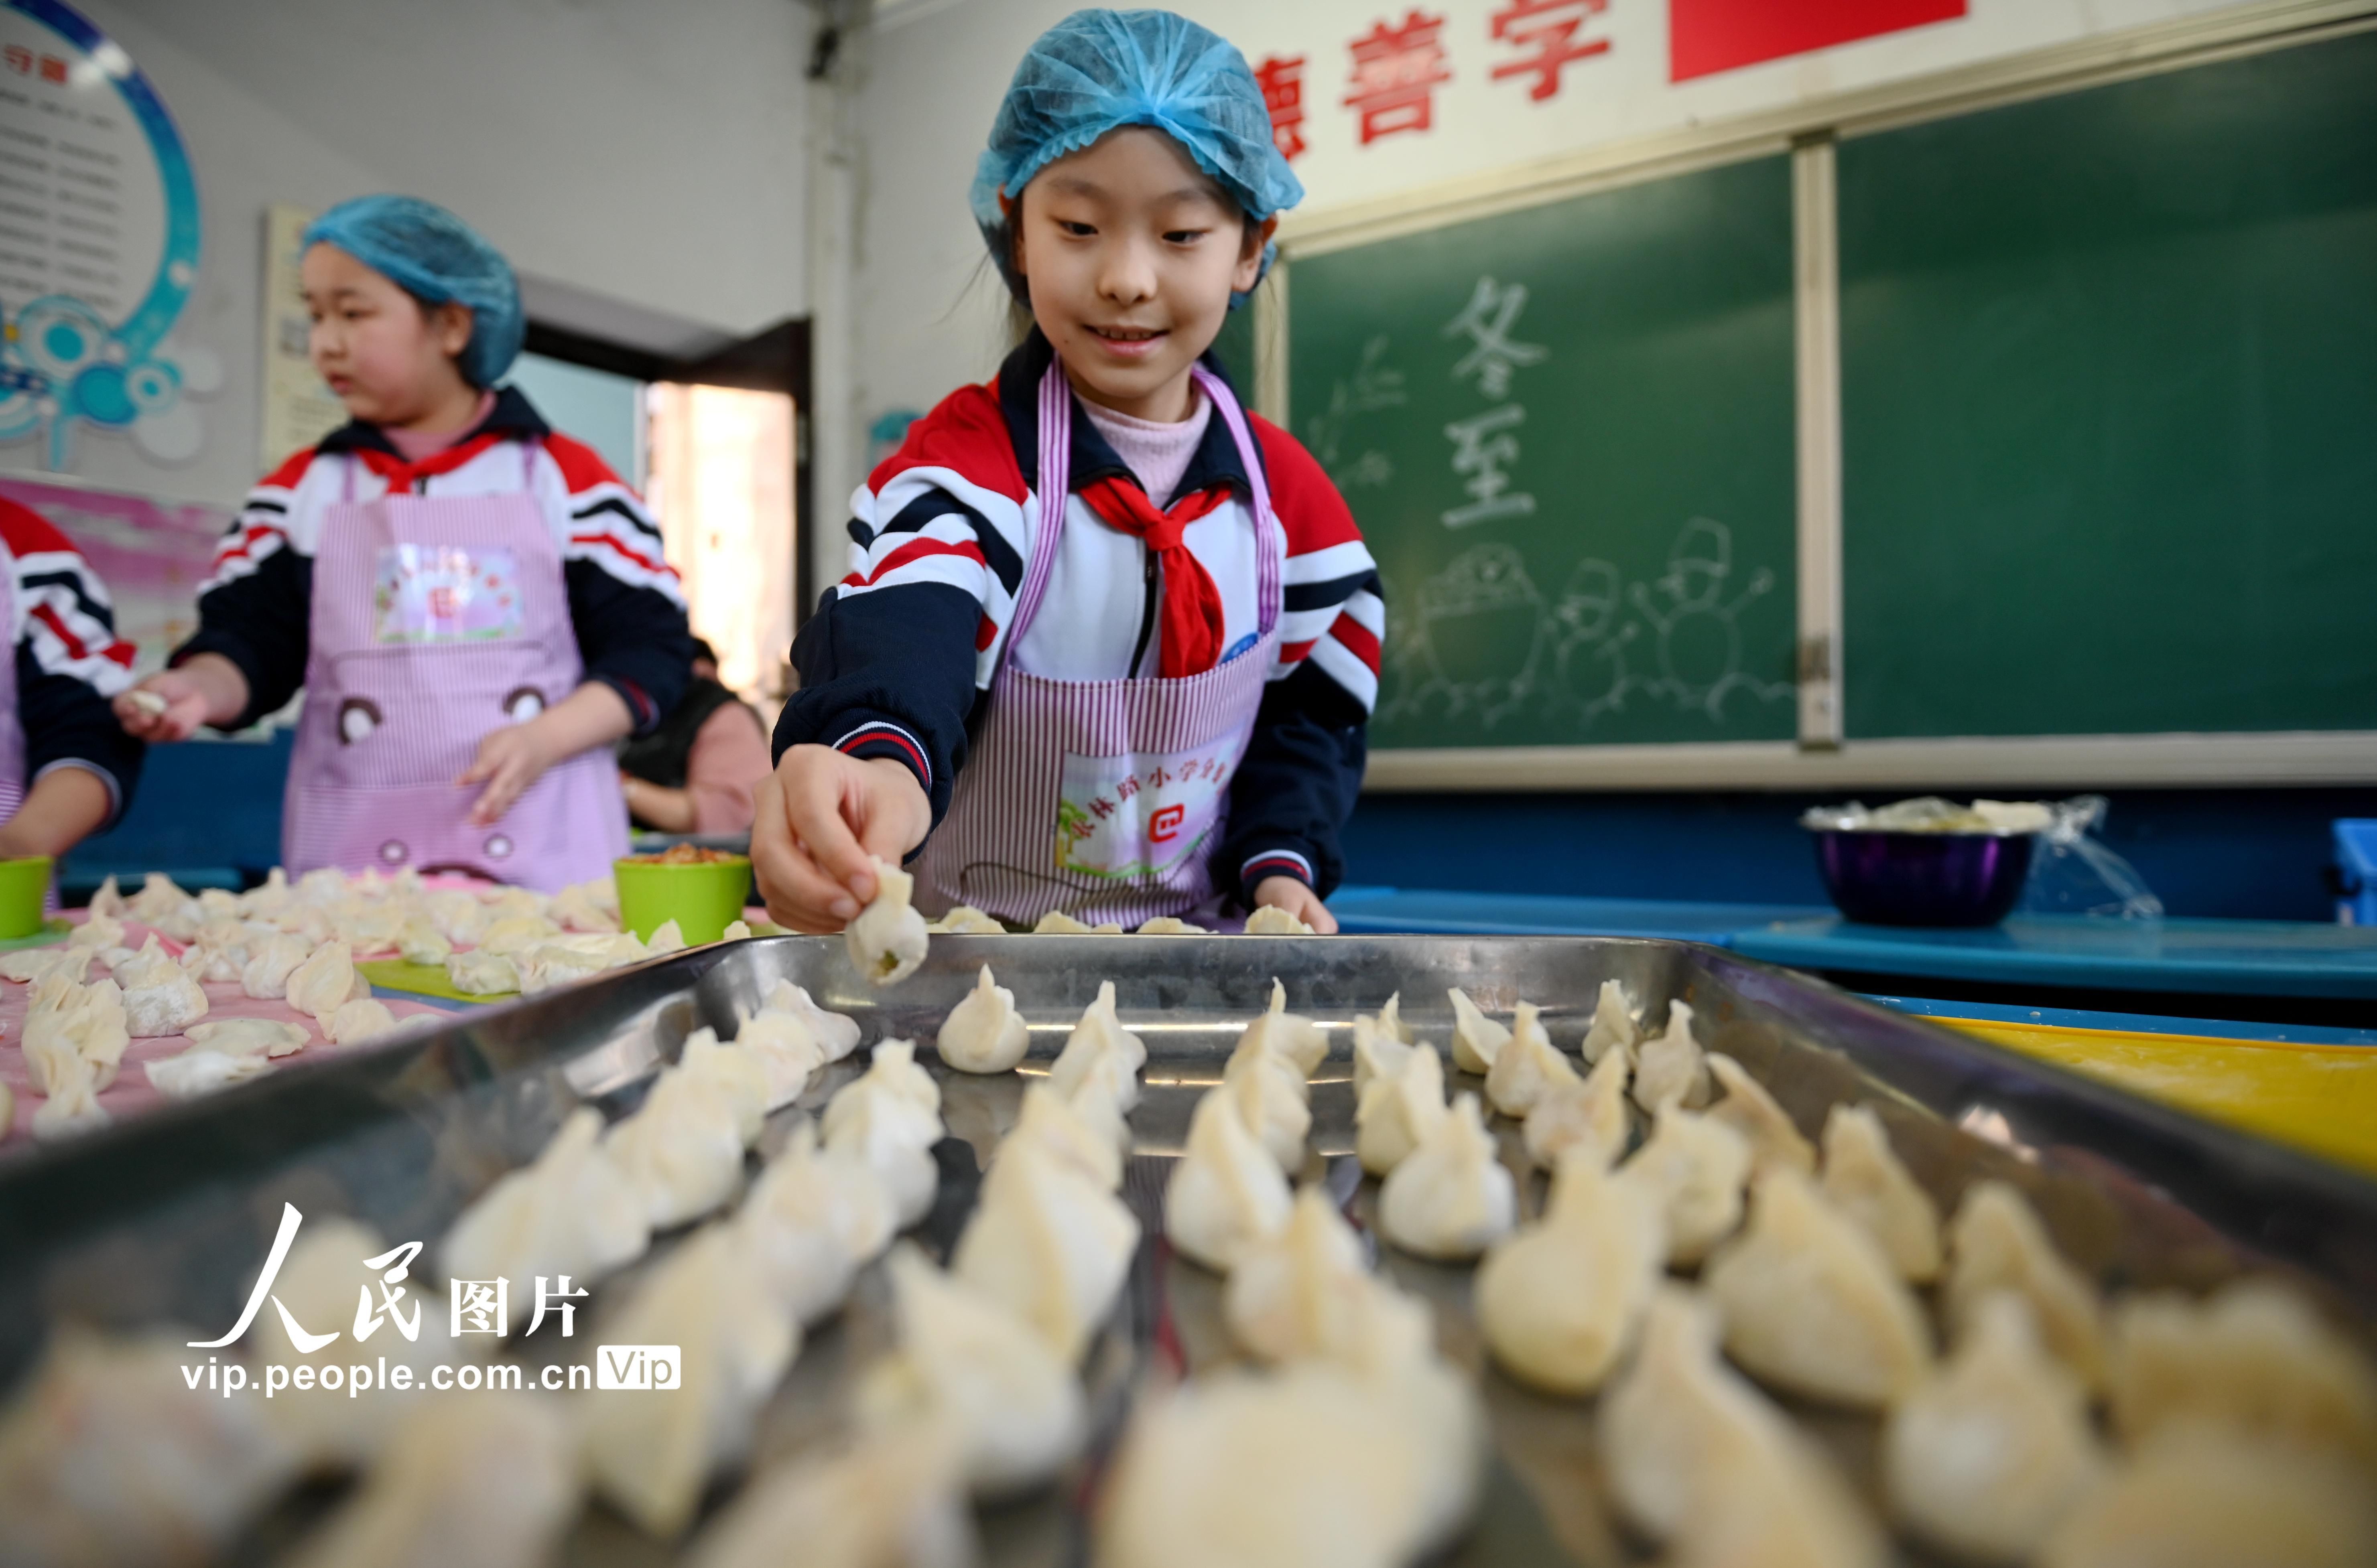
[1670,0,1967,82]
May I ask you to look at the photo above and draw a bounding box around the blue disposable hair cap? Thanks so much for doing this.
[303,195,525,388]
[971,8,1305,308]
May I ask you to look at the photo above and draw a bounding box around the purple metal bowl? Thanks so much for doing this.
[1812,830,2036,927]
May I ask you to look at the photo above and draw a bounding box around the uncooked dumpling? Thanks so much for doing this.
[1032,909,1119,934]
[287,940,369,1021]
[1378,1093,1516,1262]
[1619,1099,1752,1266]
[1241,978,1328,1075]
[1598,1287,1882,1564]
[681,1027,770,1147]
[848,857,929,985]
[122,961,209,1037]
[477,913,560,955]
[1820,1103,1942,1283]
[284,1391,575,1568]
[935,964,1028,1074]
[0,945,90,984]
[514,941,609,994]
[859,1246,1085,1497]
[187,1017,310,1057]
[1136,915,1206,934]
[1242,905,1314,935]
[1047,981,1144,1112]
[146,1046,273,1100]
[953,1136,1139,1360]
[605,1063,751,1229]
[685,1421,977,1568]
[583,1224,800,1538]
[928,904,1007,934]
[30,1052,109,1140]
[323,996,400,1045]
[1221,1028,1312,1173]
[441,1108,650,1324]
[754,978,861,1062]
[1705,1053,1814,1176]
[2107,1277,2377,1469]
[1447,986,1509,1074]
[728,1006,824,1110]
[2038,1420,2377,1568]
[550,875,620,933]
[734,1120,892,1326]
[1350,1012,1417,1095]
[249,1216,451,1469]
[1523,1042,1630,1171]
[1007,1081,1123,1191]
[822,1039,942,1130]
[820,1053,943,1229]
[1223,1187,1375,1365]
[1945,1180,2104,1388]
[87,873,127,920]
[1355,1037,1446,1176]
[1477,1148,1666,1395]
[1705,1168,1933,1409]
[67,908,124,949]
[26,975,127,1092]
[1633,1000,1712,1111]
[1485,1001,1579,1119]
[1164,1087,1293,1272]
[444,949,518,995]
[1579,978,1641,1064]
[1885,1292,2106,1564]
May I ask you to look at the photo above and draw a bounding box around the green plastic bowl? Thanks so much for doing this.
[614,854,752,945]
[0,856,51,939]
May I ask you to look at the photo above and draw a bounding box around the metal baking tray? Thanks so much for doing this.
[3,935,2373,1566]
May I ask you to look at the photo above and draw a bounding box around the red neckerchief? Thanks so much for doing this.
[347,431,514,492]
[1077,475,1233,678]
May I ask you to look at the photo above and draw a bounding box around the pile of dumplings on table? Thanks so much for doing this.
[2,862,2373,1568]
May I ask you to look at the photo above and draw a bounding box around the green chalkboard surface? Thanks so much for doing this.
[1841,30,2377,739]
[1287,156,1799,751]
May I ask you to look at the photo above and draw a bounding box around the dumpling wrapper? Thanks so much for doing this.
[2037,1420,2377,1568]
[1524,1042,1630,1171]
[1378,1093,1516,1262]
[1579,978,1641,1064]
[847,858,928,986]
[442,1107,650,1318]
[1164,1087,1293,1273]
[1705,1168,1934,1410]
[1945,1180,2105,1389]
[283,1392,577,1568]
[1484,1000,1579,1120]
[1447,986,1509,1074]
[934,964,1028,1074]
[735,1120,895,1325]
[1633,1000,1712,1112]
[1239,978,1328,1075]
[1885,1292,2106,1563]
[1820,1103,1942,1283]
[187,1017,311,1058]
[1477,1148,1666,1396]
[583,1224,799,1538]
[858,1246,1085,1498]
[1241,905,1314,935]
[1705,1053,1815,1176]
[953,1135,1140,1360]
[1355,1039,1445,1177]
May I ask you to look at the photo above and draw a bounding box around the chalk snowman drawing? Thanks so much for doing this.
[1548,557,1639,721]
[1381,543,1550,727]
[1627,517,1792,721]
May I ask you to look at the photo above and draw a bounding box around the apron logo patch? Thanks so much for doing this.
[372,544,525,644]
[1055,739,1237,881]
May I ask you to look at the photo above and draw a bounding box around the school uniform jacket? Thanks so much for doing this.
[778,333,1382,903]
[0,497,144,824]
[175,387,695,732]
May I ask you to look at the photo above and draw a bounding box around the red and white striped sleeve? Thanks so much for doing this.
[205,445,314,593]
[542,434,686,605]
[1256,416,1383,715]
[0,501,136,696]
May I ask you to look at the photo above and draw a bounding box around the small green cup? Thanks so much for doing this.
[614,854,753,946]
[0,856,51,939]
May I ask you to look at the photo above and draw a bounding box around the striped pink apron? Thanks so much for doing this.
[281,450,628,891]
[0,544,25,828]
[914,362,1280,928]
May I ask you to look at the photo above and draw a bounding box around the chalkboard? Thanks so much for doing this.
[1839,30,2377,739]
[1286,156,1799,751]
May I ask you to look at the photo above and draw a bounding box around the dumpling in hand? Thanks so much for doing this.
[1355,1038,1445,1177]
[1705,1054,1814,1176]
[1164,1088,1293,1273]
[2107,1277,2377,1470]
[1705,1169,1933,1410]
[1048,981,1145,1112]
[734,1120,894,1325]
[2038,1421,2377,1568]
[1945,1180,2104,1388]
[583,1224,799,1538]
[1523,1043,1629,1172]
[1240,978,1328,1075]
[1579,978,1641,1064]
[1619,1100,1752,1266]
[1242,905,1314,935]
[1477,1148,1665,1396]
[1484,1001,1579,1120]
[935,965,1028,1074]
[1378,1093,1516,1262]
[847,858,928,986]
[1447,987,1509,1074]
[858,1247,1085,1497]
[953,1136,1139,1360]
[1633,1000,1712,1112]
[1885,1292,2106,1564]
[1820,1104,1942,1283]
[442,1108,650,1319]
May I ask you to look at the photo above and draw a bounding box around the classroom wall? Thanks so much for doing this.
[8,0,811,510]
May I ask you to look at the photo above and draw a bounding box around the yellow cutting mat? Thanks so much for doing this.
[356,959,513,1003]
[1938,1017,2377,1178]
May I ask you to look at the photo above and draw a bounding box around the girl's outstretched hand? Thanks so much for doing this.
[114,659,246,743]
[754,746,931,933]
[1251,875,1338,934]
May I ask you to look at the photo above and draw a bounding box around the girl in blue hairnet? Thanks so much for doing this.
[117,196,695,890]
[760,10,1383,934]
